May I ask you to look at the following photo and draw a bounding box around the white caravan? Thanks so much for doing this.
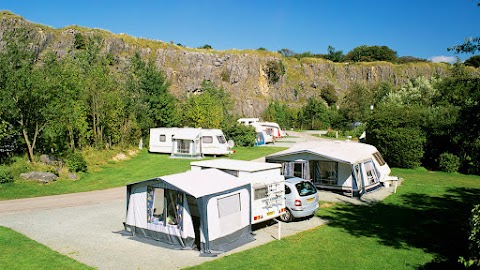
[191,159,286,224]
[149,128,233,158]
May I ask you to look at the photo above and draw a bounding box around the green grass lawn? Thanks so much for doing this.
[0,226,93,270]
[187,167,480,269]
[0,146,287,200]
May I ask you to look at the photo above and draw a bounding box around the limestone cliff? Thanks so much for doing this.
[0,11,451,116]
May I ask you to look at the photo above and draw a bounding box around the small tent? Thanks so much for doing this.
[124,169,253,255]
[265,141,394,197]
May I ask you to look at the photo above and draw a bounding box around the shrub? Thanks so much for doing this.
[0,168,13,184]
[66,152,87,172]
[223,124,256,147]
[438,152,461,173]
[459,204,480,268]
[325,130,338,138]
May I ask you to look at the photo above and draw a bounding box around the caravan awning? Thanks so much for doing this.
[172,129,202,140]
[160,169,249,198]
[266,141,379,164]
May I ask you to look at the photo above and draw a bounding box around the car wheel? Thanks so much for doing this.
[279,208,293,222]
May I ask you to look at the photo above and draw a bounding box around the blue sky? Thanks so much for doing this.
[2,1,479,62]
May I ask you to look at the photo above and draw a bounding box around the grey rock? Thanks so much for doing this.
[20,172,58,184]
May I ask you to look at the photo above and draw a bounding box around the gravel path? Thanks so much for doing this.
[0,187,326,270]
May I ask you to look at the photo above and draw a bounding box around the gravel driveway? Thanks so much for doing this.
[0,188,325,270]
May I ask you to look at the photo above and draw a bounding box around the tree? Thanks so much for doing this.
[198,44,212,50]
[320,84,338,106]
[325,46,344,62]
[465,55,480,68]
[0,29,51,162]
[299,98,331,130]
[278,48,296,57]
[344,45,398,62]
[339,82,374,123]
[264,60,284,85]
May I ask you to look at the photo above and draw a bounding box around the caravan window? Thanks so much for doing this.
[159,135,166,142]
[217,136,227,144]
[202,136,213,144]
[373,152,386,166]
[254,186,268,200]
[147,187,182,226]
[217,193,241,218]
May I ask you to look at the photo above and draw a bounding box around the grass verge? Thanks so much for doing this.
[186,167,480,269]
[0,226,93,270]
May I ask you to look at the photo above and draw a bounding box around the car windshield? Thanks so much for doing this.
[295,181,317,196]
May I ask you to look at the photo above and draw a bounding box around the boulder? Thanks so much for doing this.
[20,172,58,184]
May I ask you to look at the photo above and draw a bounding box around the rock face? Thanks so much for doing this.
[20,172,58,183]
[0,12,451,116]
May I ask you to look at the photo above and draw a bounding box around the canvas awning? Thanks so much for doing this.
[172,129,201,140]
[266,141,378,164]
[159,169,249,198]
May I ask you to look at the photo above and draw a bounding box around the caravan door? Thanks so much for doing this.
[353,164,364,196]
[283,160,309,179]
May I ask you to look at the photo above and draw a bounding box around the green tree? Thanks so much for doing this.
[264,60,283,85]
[0,29,51,162]
[299,98,331,130]
[320,84,338,106]
[325,46,344,62]
[339,82,374,123]
[465,55,480,68]
[344,45,398,62]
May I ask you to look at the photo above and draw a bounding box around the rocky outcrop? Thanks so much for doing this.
[20,172,58,183]
[0,11,451,116]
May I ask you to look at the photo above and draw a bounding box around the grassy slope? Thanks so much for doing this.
[0,146,287,200]
[187,168,480,270]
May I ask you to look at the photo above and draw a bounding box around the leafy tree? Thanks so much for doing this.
[263,101,297,129]
[181,80,232,129]
[278,48,296,57]
[74,33,86,50]
[465,55,480,68]
[223,124,256,147]
[339,82,374,123]
[299,98,330,130]
[320,84,338,106]
[397,56,428,63]
[198,44,212,50]
[264,60,283,85]
[344,45,398,62]
[0,29,51,162]
[367,104,426,168]
[325,46,344,62]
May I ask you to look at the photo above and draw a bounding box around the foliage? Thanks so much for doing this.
[320,84,338,106]
[223,124,256,147]
[325,45,344,62]
[344,45,398,62]
[449,37,480,54]
[339,82,374,123]
[0,168,13,184]
[66,152,87,173]
[198,44,212,50]
[299,98,331,130]
[397,56,428,63]
[367,104,426,168]
[181,80,232,129]
[264,60,283,85]
[262,101,298,129]
[465,55,480,68]
[459,204,480,268]
[278,48,296,57]
[73,33,86,50]
[438,152,461,173]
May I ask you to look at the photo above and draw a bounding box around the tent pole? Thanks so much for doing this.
[278,220,281,240]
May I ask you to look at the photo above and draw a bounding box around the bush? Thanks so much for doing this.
[459,204,480,268]
[368,127,426,168]
[438,152,461,173]
[0,168,13,184]
[66,152,87,172]
[223,124,256,147]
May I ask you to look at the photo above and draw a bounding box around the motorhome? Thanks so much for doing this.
[237,118,284,144]
[190,159,286,224]
[149,128,233,158]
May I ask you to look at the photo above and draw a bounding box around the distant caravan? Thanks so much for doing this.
[149,127,233,158]
[237,118,284,145]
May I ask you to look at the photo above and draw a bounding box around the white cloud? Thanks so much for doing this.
[429,55,457,63]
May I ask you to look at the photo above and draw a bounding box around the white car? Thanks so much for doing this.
[279,176,319,222]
